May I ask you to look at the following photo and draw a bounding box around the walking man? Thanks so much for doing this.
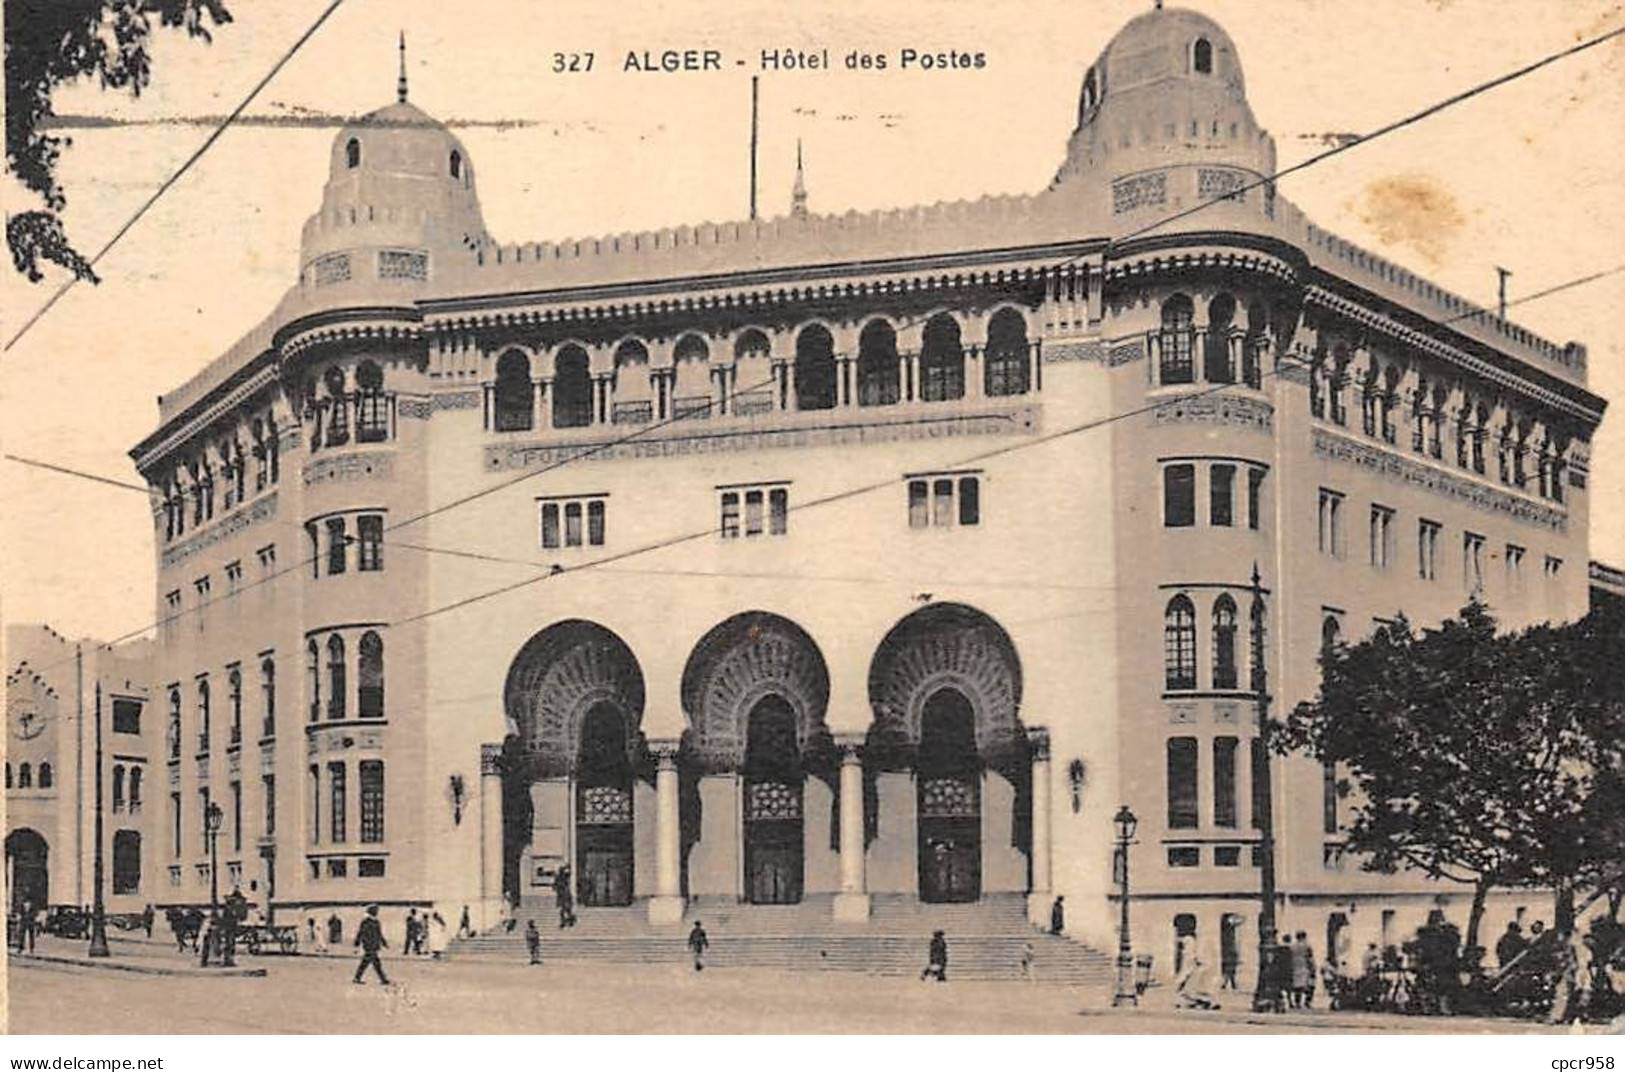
[457,904,473,939]
[554,866,577,929]
[525,918,542,965]
[1049,895,1065,937]
[921,929,948,982]
[1220,944,1240,991]
[404,909,421,956]
[688,919,709,972]
[353,905,390,985]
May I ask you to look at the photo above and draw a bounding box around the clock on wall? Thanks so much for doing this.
[9,703,46,741]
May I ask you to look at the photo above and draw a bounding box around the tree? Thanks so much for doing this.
[1280,601,1623,948]
[5,0,231,283]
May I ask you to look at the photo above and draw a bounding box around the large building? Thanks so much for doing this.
[127,7,1605,979]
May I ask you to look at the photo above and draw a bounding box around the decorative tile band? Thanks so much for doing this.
[160,492,279,569]
[432,390,483,412]
[1311,427,1567,533]
[1043,339,1103,364]
[1152,394,1274,433]
[302,452,395,487]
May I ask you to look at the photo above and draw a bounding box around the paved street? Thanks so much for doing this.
[5,936,1581,1034]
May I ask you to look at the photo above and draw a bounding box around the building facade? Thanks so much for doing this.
[128,7,1605,978]
[5,626,155,919]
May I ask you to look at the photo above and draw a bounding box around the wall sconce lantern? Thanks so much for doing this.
[448,773,466,825]
[1068,758,1087,814]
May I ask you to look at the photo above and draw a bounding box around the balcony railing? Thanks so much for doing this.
[612,399,653,425]
[672,395,712,420]
[733,390,774,418]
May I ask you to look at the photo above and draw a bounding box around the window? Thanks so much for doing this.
[164,590,182,636]
[717,484,785,539]
[1214,845,1241,867]
[358,631,384,719]
[1159,295,1195,384]
[1323,762,1339,835]
[306,640,321,724]
[1164,596,1197,691]
[1545,555,1563,582]
[324,367,349,445]
[1317,489,1344,557]
[1506,544,1525,595]
[308,764,320,844]
[357,515,383,571]
[17,763,31,788]
[257,543,277,573]
[1167,846,1200,867]
[171,792,182,858]
[795,325,839,410]
[1166,737,1198,829]
[345,137,360,168]
[38,762,52,788]
[1211,595,1238,690]
[1464,532,1485,593]
[1209,464,1235,527]
[1418,520,1441,581]
[1368,505,1394,570]
[128,768,142,811]
[540,497,606,548]
[328,858,349,878]
[225,560,242,595]
[1164,465,1196,527]
[227,667,243,746]
[194,575,210,631]
[168,689,181,759]
[113,698,141,735]
[329,762,347,843]
[906,475,980,529]
[918,314,964,402]
[857,319,902,406]
[263,774,276,837]
[449,149,462,178]
[1213,736,1238,828]
[325,517,347,575]
[196,678,211,752]
[984,309,1030,397]
[326,635,346,720]
[358,857,386,878]
[494,350,533,432]
[230,780,242,853]
[113,831,141,894]
[260,658,276,738]
[198,787,210,853]
[1193,37,1213,74]
[360,760,385,843]
[552,345,593,428]
[1247,468,1265,531]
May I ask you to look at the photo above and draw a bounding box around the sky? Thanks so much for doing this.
[2,0,1622,643]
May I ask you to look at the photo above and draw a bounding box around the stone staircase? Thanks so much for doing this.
[450,894,1114,985]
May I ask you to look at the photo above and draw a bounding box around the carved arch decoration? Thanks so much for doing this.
[866,602,1025,769]
[503,620,645,779]
[680,612,831,773]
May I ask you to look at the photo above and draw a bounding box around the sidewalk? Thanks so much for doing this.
[10,935,267,978]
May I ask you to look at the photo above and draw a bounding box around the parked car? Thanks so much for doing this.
[43,905,89,938]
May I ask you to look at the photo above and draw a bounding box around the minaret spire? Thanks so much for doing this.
[397,31,408,103]
[790,139,808,219]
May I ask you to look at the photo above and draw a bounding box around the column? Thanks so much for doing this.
[833,737,869,921]
[479,744,504,931]
[537,377,554,431]
[1026,730,1053,927]
[648,742,684,924]
[965,346,984,401]
[531,380,545,431]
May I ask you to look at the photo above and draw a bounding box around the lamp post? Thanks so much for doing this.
[1248,563,1280,1012]
[87,680,109,958]
[1111,804,1139,1007]
[205,800,223,961]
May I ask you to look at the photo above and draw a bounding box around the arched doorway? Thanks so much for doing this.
[576,703,634,906]
[5,829,48,913]
[917,689,980,902]
[743,696,804,904]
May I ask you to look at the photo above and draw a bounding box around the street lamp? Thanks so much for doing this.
[87,677,109,958]
[1111,804,1139,1007]
[205,801,223,938]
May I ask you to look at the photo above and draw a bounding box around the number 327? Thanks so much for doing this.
[553,52,594,72]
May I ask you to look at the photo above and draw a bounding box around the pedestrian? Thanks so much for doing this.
[142,903,154,939]
[688,919,709,972]
[1177,953,1220,1009]
[19,900,36,953]
[1289,931,1316,1009]
[457,904,473,939]
[525,919,542,965]
[1496,920,1528,971]
[223,886,248,966]
[1173,931,1197,994]
[1020,939,1036,981]
[921,929,948,982]
[199,912,219,967]
[327,912,343,948]
[1220,944,1240,991]
[428,909,449,959]
[1049,895,1065,936]
[554,866,577,929]
[185,907,204,951]
[307,917,323,954]
[405,908,421,955]
[352,904,390,985]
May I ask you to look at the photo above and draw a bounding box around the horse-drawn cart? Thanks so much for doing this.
[240,922,300,956]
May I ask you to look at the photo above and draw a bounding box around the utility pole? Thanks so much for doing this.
[1249,563,1278,1010]
[749,76,760,221]
[1496,266,1512,320]
[88,680,109,957]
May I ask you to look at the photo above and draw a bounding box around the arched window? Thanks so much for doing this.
[794,325,837,410]
[346,138,361,168]
[113,765,126,810]
[919,314,964,402]
[323,366,349,445]
[553,345,593,428]
[673,333,709,364]
[449,150,462,179]
[1206,293,1236,384]
[168,688,181,759]
[1164,595,1198,691]
[1159,295,1195,384]
[856,319,900,407]
[985,308,1030,397]
[1081,67,1099,114]
[4,763,10,789]
[228,668,243,745]
[734,328,771,361]
[1243,301,1268,389]
[327,634,347,721]
[494,349,534,432]
[38,762,53,789]
[356,360,388,442]
[197,679,211,750]
[261,658,276,738]
[113,831,141,894]
[1193,38,1213,75]
[18,763,31,788]
[1212,596,1239,690]
[307,639,321,724]
[129,767,143,809]
[1321,616,1342,661]
[359,631,384,719]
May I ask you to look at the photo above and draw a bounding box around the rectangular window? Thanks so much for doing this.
[1166,736,1199,829]
[745,490,764,536]
[112,698,142,735]
[263,774,275,837]
[198,787,210,854]
[308,764,320,845]
[1323,762,1339,834]
[357,515,383,571]
[720,492,741,537]
[720,484,790,539]
[327,858,348,878]
[1209,464,1235,527]
[358,857,386,878]
[1418,520,1441,581]
[1164,465,1196,528]
[1369,505,1394,570]
[1213,737,1238,828]
[958,477,980,526]
[225,560,243,594]
[1250,738,1268,830]
[906,474,981,528]
[1506,544,1525,595]
[325,518,347,575]
[1247,468,1264,531]
[231,780,242,853]
[908,481,928,529]
[1317,488,1344,557]
[1167,846,1200,868]
[360,760,384,844]
[541,503,560,548]
[329,761,347,844]
[588,500,606,545]
[1545,555,1563,582]
[931,479,953,527]
[193,575,210,632]
[171,792,182,859]
[1214,845,1242,867]
[768,488,788,535]
[1464,532,1485,592]
[564,502,583,547]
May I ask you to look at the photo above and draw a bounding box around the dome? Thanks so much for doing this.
[328,100,474,185]
[1051,4,1277,224]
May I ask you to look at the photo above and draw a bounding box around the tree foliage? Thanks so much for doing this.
[5,0,231,282]
[1279,600,1625,944]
